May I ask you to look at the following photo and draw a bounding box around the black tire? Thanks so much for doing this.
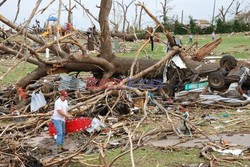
[162,83,174,97]
[208,72,226,90]
[220,55,237,71]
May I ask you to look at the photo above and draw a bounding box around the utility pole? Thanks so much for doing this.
[181,10,184,24]
[212,0,216,26]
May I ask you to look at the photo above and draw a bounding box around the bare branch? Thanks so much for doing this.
[13,0,21,23]
[0,0,7,7]
[74,0,99,23]
[218,0,236,22]
[136,2,175,47]
[116,0,135,32]
[37,0,56,14]
[0,44,42,66]
[234,1,243,15]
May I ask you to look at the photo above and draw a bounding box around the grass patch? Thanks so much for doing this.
[0,60,36,85]
[0,32,249,86]
[79,147,205,167]
[116,32,250,59]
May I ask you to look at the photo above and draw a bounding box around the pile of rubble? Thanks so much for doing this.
[0,53,250,166]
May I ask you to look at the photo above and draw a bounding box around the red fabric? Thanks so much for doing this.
[18,87,27,99]
[49,117,92,136]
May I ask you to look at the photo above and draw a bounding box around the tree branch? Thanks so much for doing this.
[13,0,21,23]
[0,0,7,7]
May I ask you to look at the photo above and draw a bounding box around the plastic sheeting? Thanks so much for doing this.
[59,75,86,91]
[86,118,106,133]
[30,91,47,112]
[200,94,250,106]
[214,149,243,156]
[175,88,204,102]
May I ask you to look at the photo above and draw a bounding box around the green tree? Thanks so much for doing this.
[189,16,201,34]
[189,16,196,34]
[174,20,187,35]
[232,20,241,32]
[216,18,233,33]
[216,18,224,33]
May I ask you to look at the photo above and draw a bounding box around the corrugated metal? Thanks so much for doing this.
[58,75,86,91]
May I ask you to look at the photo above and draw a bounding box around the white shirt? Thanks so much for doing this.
[52,98,69,122]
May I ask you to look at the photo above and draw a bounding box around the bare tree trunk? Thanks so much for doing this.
[68,0,72,23]
[133,5,138,29]
[126,20,130,33]
[112,0,119,32]
[138,3,143,31]
[99,0,114,60]
[117,0,135,33]
[160,0,172,25]
[218,0,235,22]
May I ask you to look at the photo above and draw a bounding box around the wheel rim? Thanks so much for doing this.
[211,77,222,87]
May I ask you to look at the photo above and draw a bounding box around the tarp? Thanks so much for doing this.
[30,91,47,112]
[47,16,57,21]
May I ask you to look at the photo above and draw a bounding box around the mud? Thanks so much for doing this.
[27,132,86,155]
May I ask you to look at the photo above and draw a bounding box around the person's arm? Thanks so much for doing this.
[57,110,70,118]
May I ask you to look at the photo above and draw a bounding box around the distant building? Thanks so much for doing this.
[235,11,250,24]
[194,19,211,29]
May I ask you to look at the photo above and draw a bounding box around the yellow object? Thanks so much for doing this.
[41,25,62,37]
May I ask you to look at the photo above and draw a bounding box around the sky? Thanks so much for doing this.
[0,0,249,30]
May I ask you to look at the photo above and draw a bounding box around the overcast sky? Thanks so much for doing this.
[0,0,249,30]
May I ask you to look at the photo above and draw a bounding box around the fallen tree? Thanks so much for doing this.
[0,0,172,89]
[0,0,223,90]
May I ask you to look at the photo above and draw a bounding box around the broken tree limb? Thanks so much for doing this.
[124,126,135,167]
[130,38,151,77]
[120,47,180,85]
[0,125,9,137]
[193,38,222,61]
[0,44,42,66]
[0,113,52,120]
[153,99,180,137]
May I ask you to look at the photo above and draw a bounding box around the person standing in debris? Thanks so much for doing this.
[179,35,183,46]
[211,31,215,40]
[188,34,193,44]
[166,40,171,53]
[52,90,71,153]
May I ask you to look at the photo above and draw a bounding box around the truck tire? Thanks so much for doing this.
[208,72,226,90]
[220,55,237,71]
